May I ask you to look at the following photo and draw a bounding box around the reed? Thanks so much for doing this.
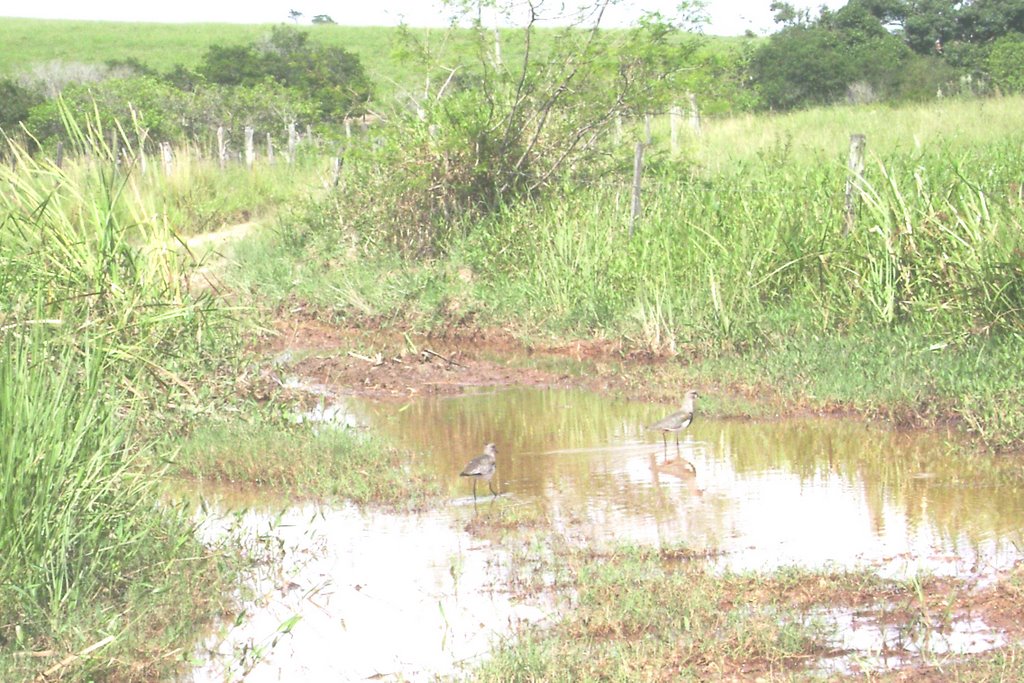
[0,105,237,681]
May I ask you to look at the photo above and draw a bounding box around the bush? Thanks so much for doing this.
[988,34,1024,94]
[197,25,373,120]
[23,76,319,154]
[310,7,707,257]
[0,78,43,131]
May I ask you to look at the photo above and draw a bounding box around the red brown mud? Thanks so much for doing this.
[252,315,631,402]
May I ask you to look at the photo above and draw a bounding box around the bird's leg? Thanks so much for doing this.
[472,480,478,502]
[488,480,498,498]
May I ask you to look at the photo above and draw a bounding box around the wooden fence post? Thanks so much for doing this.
[217,126,227,169]
[160,142,173,176]
[55,141,64,169]
[688,92,701,136]
[331,156,342,188]
[630,142,644,238]
[266,133,274,164]
[844,133,866,235]
[670,104,683,155]
[288,123,297,163]
[244,126,255,168]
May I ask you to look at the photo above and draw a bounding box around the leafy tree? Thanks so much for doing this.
[196,26,372,120]
[988,33,1024,92]
[0,79,43,131]
[312,14,335,24]
[198,44,265,86]
[752,2,913,110]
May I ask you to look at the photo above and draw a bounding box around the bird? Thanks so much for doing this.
[459,442,499,502]
[646,389,700,460]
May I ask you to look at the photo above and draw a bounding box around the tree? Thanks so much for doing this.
[0,79,43,131]
[749,2,909,110]
[196,26,372,119]
[988,33,1024,92]
[288,9,303,23]
[312,14,335,24]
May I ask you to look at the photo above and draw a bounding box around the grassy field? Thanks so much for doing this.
[0,17,748,105]
[2,17,1023,679]
[0,19,402,78]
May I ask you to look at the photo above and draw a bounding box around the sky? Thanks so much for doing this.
[0,1,846,36]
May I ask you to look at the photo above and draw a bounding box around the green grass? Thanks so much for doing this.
[0,110,246,681]
[472,544,884,680]
[171,416,444,510]
[0,329,238,682]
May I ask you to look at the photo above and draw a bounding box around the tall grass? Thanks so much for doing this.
[0,108,238,680]
[458,134,1024,348]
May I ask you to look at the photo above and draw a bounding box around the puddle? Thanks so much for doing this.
[358,387,1024,578]
[189,502,548,682]
[191,385,1024,678]
[816,606,1007,675]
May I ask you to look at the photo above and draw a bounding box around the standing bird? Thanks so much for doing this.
[460,442,499,502]
[647,389,700,460]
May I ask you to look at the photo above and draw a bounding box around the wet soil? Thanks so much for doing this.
[256,315,616,400]
[245,312,1024,677]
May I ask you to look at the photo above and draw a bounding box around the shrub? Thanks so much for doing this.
[988,34,1024,94]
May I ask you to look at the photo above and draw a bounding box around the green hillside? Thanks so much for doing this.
[0,17,748,103]
[0,18,453,94]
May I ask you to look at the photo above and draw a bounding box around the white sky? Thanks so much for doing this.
[0,1,846,36]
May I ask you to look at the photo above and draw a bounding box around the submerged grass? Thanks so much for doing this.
[473,537,1024,681]
[474,544,881,681]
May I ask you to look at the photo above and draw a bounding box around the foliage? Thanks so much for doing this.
[195,25,373,119]
[0,78,42,131]
[753,3,913,110]
[756,0,1024,110]
[23,76,318,153]
[315,0,710,256]
[988,33,1024,93]
[0,107,236,681]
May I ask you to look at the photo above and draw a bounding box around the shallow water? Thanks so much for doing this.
[190,502,547,682]
[360,386,1024,577]
[192,385,1024,680]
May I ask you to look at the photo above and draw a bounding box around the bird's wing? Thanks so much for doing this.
[648,409,690,430]
[460,455,491,476]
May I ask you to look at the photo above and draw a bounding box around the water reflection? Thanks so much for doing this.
[361,387,1024,576]
[190,501,546,682]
